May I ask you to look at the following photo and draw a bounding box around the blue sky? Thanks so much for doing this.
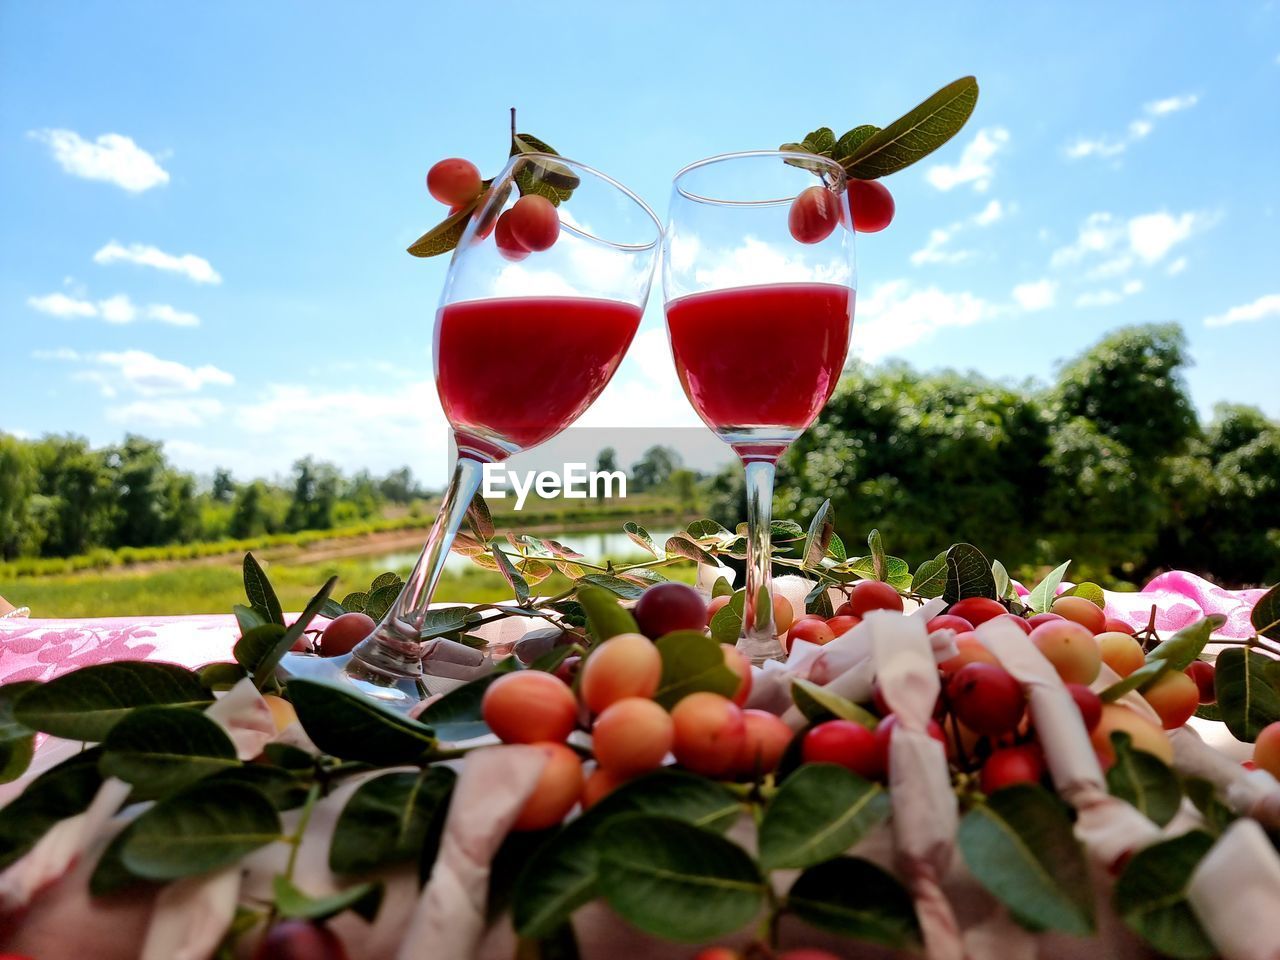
[2,1,1278,487]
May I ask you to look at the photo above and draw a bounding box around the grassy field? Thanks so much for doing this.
[0,544,698,618]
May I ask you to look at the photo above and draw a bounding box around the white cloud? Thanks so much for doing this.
[1066,93,1198,161]
[26,292,97,318]
[909,200,1007,266]
[1167,257,1188,276]
[1205,294,1280,328]
[28,129,169,192]
[1051,209,1211,274]
[1011,279,1057,311]
[1145,94,1198,116]
[25,290,200,326]
[852,280,996,361]
[106,398,225,428]
[924,127,1009,192]
[1074,279,1144,308]
[37,348,233,397]
[93,241,221,285]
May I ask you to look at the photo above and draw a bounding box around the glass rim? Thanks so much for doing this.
[672,149,847,207]
[502,151,663,251]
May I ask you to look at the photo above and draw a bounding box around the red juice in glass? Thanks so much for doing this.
[436,296,642,459]
[665,282,853,442]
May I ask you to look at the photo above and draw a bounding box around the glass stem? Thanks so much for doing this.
[349,456,486,679]
[739,457,783,664]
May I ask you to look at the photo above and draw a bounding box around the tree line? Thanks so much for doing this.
[703,322,1279,588]
[0,435,431,562]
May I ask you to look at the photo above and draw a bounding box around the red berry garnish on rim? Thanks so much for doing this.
[848,178,894,232]
[427,157,483,207]
[508,194,560,251]
[788,185,840,244]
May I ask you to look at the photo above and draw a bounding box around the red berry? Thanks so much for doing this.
[802,719,881,779]
[981,744,1046,793]
[1066,683,1102,731]
[991,613,1032,635]
[926,614,974,633]
[788,185,840,244]
[846,580,904,617]
[948,597,1006,626]
[847,179,894,233]
[495,210,530,261]
[825,614,861,636]
[254,921,349,960]
[785,618,836,653]
[779,951,843,960]
[1104,617,1136,635]
[947,662,1025,736]
[427,158,482,206]
[1026,612,1066,629]
[874,714,946,773]
[507,195,560,251]
[1187,660,1216,704]
[319,612,375,657]
[633,582,708,639]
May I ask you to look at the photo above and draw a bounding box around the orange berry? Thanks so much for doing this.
[512,742,583,831]
[592,697,673,777]
[720,643,753,706]
[579,633,662,714]
[671,692,745,777]
[482,671,577,744]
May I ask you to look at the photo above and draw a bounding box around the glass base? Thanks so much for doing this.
[278,645,496,712]
[736,628,785,666]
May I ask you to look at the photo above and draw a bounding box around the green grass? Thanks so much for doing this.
[0,550,698,619]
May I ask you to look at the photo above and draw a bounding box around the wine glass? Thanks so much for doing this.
[663,150,855,663]
[285,153,662,706]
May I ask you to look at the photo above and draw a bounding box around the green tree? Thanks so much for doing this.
[229,481,270,538]
[630,446,682,492]
[285,458,341,531]
[595,447,618,503]
[0,434,40,560]
[211,468,236,503]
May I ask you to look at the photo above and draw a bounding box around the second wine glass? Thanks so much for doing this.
[663,150,856,662]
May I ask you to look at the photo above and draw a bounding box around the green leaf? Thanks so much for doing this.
[319,598,347,619]
[911,551,949,599]
[417,606,482,641]
[251,577,337,690]
[834,125,880,160]
[410,657,519,742]
[663,534,719,567]
[99,706,239,799]
[790,679,878,729]
[121,781,280,880]
[786,856,919,948]
[709,591,745,644]
[0,750,103,870]
[233,623,287,673]
[362,583,402,621]
[206,764,311,811]
[1105,733,1181,827]
[1100,658,1171,703]
[466,491,495,541]
[622,522,663,558]
[233,603,268,636]
[1146,615,1223,672]
[339,591,368,613]
[759,764,889,870]
[768,519,806,541]
[576,573,644,601]
[711,576,734,599]
[370,572,400,591]
[273,874,383,923]
[845,76,980,179]
[802,127,837,155]
[597,815,763,943]
[1063,581,1106,607]
[958,785,1094,936]
[408,199,481,257]
[866,528,887,582]
[654,630,741,709]
[943,543,998,604]
[512,771,740,938]
[14,662,211,742]
[991,560,1011,600]
[686,518,733,542]
[329,767,456,875]
[1183,778,1236,835]
[199,662,247,692]
[1114,831,1216,959]
[805,579,834,619]
[1215,647,1280,742]
[1027,560,1071,615]
[89,821,152,897]
[802,501,834,570]
[510,132,579,203]
[848,554,913,592]
[0,681,35,785]
[243,553,284,626]
[1251,583,1280,639]
[827,533,847,563]
[576,584,640,641]
[286,678,437,764]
